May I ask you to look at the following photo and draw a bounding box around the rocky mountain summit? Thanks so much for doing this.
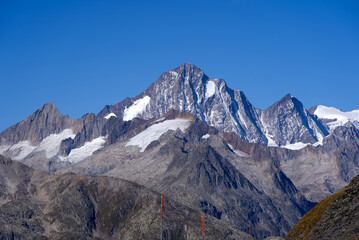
[0,63,358,238]
[100,63,328,147]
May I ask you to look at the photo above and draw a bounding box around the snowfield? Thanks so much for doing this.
[281,142,308,150]
[35,129,75,158]
[123,96,151,121]
[126,119,192,152]
[314,105,359,131]
[0,129,76,160]
[58,136,107,163]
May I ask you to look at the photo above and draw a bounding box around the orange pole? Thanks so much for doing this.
[201,215,204,235]
[249,228,251,236]
[160,194,163,240]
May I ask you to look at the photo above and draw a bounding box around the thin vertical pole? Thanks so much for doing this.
[249,228,251,236]
[201,215,204,240]
[161,194,163,240]
[267,233,269,240]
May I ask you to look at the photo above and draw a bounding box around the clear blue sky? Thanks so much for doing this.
[1,0,358,132]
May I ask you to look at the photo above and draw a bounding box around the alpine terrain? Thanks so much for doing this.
[1,63,359,239]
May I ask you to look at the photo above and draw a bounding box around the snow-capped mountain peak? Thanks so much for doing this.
[312,105,359,132]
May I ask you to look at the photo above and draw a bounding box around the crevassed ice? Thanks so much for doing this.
[205,81,216,98]
[1,129,76,160]
[58,136,107,163]
[126,119,192,152]
[123,96,151,121]
[104,113,117,119]
[9,140,37,160]
[35,129,76,158]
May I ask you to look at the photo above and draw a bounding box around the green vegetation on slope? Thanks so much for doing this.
[286,187,346,239]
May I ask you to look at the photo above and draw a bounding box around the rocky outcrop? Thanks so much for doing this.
[0,155,251,240]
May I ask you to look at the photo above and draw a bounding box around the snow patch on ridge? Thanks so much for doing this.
[205,81,216,98]
[104,113,117,119]
[126,119,192,152]
[123,96,151,121]
[227,142,248,157]
[314,105,359,131]
[58,136,107,163]
[202,134,210,139]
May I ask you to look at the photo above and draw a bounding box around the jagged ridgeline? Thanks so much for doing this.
[1,63,359,239]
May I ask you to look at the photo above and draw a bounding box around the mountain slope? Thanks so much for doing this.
[0,155,251,240]
[57,112,314,239]
[286,174,359,240]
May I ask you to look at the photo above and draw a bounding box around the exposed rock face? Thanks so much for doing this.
[0,155,251,240]
[99,63,327,146]
[260,94,328,146]
[279,126,359,202]
[0,102,74,145]
[57,118,314,239]
[286,174,359,240]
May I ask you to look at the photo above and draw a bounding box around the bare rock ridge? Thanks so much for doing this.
[0,102,74,145]
[260,94,328,146]
[0,155,252,240]
[0,63,335,163]
[99,63,328,146]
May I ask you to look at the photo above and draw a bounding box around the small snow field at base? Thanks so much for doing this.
[281,142,308,150]
[265,133,278,147]
[126,119,192,152]
[226,142,248,157]
[314,105,359,131]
